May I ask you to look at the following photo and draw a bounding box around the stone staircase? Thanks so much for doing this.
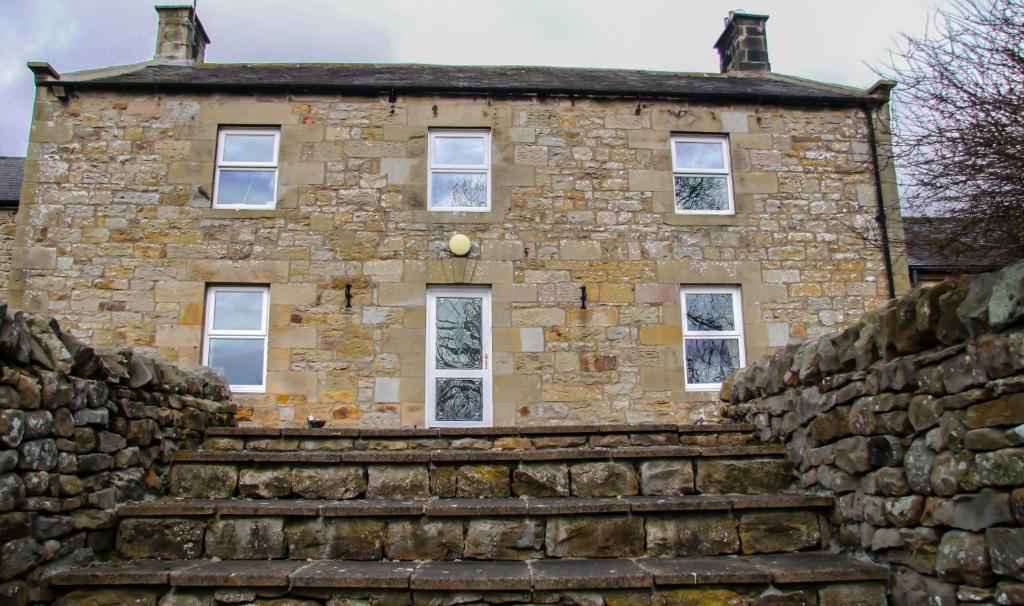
[50,424,889,605]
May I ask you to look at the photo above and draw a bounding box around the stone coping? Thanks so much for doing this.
[117,494,833,518]
[51,553,887,590]
[206,423,755,438]
[171,444,787,464]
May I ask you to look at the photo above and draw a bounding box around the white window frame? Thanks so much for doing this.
[670,134,734,215]
[213,127,280,210]
[202,285,270,393]
[427,129,492,212]
[680,285,746,391]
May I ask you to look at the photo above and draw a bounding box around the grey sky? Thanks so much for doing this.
[0,0,944,157]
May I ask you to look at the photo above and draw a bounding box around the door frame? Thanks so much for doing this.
[425,285,493,428]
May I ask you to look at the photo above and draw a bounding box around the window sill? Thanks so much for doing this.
[202,208,284,219]
[663,213,749,227]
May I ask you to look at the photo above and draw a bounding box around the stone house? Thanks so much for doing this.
[11,5,908,427]
[0,156,23,300]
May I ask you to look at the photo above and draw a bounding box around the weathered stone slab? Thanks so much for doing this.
[169,465,237,499]
[511,463,569,497]
[457,465,510,497]
[51,561,203,585]
[411,561,531,591]
[636,556,770,585]
[530,558,651,590]
[238,467,291,498]
[289,560,416,588]
[170,560,302,587]
[290,466,366,499]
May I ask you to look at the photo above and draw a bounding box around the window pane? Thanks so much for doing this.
[430,172,488,208]
[208,338,265,387]
[212,290,264,331]
[217,170,276,206]
[685,338,741,385]
[222,133,277,163]
[685,293,736,332]
[674,176,729,212]
[435,297,483,370]
[434,136,486,166]
[435,378,483,422]
[674,141,724,170]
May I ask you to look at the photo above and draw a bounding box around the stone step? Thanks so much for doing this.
[119,494,832,517]
[113,495,832,561]
[167,446,794,500]
[51,553,888,605]
[202,423,757,452]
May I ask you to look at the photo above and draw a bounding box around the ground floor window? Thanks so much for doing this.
[202,285,269,393]
[680,285,746,391]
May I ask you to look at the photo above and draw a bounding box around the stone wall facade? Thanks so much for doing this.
[724,259,1024,605]
[0,208,17,300]
[13,85,908,427]
[0,305,234,604]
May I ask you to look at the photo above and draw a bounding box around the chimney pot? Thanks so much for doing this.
[714,11,771,73]
[154,4,209,64]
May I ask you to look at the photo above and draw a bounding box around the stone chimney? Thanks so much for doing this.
[713,11,770,73]
[154,5,209,64]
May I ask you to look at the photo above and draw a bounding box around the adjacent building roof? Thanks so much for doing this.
[0,157,24,207]
[903,216,1020,274]
[55,63,878,107]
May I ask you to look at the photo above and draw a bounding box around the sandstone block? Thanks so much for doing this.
[238,467,292,498]
[695,459,792,494]
[818,583,888,606]
[645,514,739,557]
[570,462,638,497]
[116,518,205,560]
[285,518,384,560]
[385,520,463,560]
[170,464,237,498]
[639,459,694,496]
[545,516,644,558]
[457,465,510,498]
[367,465,429,499]
[205,517,286,560]
[511,463,569,497]
[464,518,545,560]
[739,511,820,554]
[291,466,366,499]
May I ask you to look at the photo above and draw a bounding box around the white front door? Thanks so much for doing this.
[425,286,492,428]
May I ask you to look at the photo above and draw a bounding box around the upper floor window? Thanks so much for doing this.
[671,135,733,214]
[214,127,280,209]
[428,129,491,211]
[680,286,746,390]
[203,285,269,393]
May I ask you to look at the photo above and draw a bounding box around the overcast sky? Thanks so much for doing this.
[0,0,945,157]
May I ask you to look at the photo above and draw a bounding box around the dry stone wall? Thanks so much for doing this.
[15,87,906,426]
[0,304,234,604]
[724,259,1024,605]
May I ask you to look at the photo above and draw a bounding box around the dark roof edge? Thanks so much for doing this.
[48,79,881,109]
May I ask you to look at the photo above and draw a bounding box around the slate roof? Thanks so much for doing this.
[0,157,24,206]
[57,63,875,106]
[903,216,1019,272]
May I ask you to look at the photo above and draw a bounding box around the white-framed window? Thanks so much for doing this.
[680,286,746,391]
[671,134,734,214]
[213,127,280,209]
[202,285,269,393]
[428,129,491,211]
